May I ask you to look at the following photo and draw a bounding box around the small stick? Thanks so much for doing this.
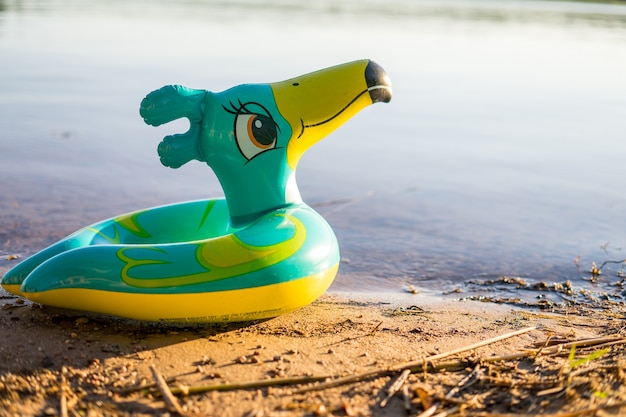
[60,367,68,417]
[536,385,566,397]
[380,369,411,407]
[115,375,178,395]
[538,335,625,352]
[370,321,383,334]
[433,405,460,417]
[402,385,411,412]
[534,331,555,359]
[597,259,626,271]
[445,364,483,399]
[150,365,188,416]
[295,368,394,394]
[166,374,332,396]
[328,320,385,347]
[416,404,438,417]
[570,363,622,378]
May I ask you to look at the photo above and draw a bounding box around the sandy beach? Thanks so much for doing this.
[1,285,625,416]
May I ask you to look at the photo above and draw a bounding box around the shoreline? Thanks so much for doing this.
[1,288,625,416]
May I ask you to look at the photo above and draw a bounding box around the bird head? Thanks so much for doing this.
[144,60,392,226]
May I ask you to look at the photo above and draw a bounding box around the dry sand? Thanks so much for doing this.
[1,286,625,417]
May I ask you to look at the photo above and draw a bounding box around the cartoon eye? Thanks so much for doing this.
[235,113,277,159]
[225,101,279,161]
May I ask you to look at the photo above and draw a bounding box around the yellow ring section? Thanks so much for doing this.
[1,284,22,297]
[21,264,338,323]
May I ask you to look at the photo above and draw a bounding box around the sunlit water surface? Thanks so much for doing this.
[1,0,625,305]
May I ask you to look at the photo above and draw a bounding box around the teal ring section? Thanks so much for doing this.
[13,200,339,295]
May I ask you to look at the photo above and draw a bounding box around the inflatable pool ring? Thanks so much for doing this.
[1,60,392,322]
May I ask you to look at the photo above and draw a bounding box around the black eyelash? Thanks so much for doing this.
[223,100,249,115]
[223,100,281,132]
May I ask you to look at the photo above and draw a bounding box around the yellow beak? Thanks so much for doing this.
[271,59,392,170]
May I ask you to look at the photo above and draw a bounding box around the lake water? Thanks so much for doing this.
[1,0,625,305]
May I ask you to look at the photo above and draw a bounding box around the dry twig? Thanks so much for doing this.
[115,375,179,395]
[150,365,189,416]
[166,374,332,396]
[402,385,411,412]
[379,369,411,407]
[446,364,483,399]
[434,405,460,417]
[416,404,438,417]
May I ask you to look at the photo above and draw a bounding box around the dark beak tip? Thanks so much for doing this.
[365,60,393,103]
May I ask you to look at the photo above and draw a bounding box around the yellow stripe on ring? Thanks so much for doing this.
[1,284,23,297]
[22,264,338,323]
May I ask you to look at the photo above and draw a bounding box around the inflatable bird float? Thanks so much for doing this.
[1,59,392,322]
